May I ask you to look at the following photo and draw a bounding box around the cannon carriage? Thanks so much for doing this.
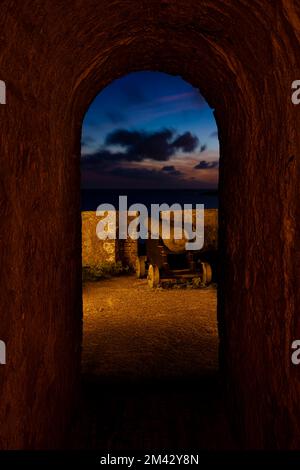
[135,213,215,288]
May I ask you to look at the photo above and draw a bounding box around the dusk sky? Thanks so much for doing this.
[81,71,219,189]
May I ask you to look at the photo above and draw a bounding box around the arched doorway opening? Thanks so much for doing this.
[77,71,234,449]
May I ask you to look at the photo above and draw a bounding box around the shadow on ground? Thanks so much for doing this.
[71,372,236,450]
[70,276,237,449]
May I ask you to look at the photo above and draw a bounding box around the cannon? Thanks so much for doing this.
[135,212,216,288]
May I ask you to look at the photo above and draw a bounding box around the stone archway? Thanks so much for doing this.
[0,0,299,449]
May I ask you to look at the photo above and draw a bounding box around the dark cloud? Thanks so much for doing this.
[162,165,176,172]
[105,110,126,124]
[82,128,199,166]
[106,129,147,149]
[200,144,207,153]
[161,165,182,176]
[194,160,219,170]
[103,128,199,162]
[172,131,199,152]
[81,128,202,188]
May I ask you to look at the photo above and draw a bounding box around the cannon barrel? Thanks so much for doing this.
[144,209,218,253]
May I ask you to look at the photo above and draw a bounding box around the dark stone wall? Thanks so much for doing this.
[0,0,299,449]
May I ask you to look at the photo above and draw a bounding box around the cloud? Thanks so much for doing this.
[200,144,207,153]
[81,128,213,188]
[194,160,219,170]
[104,128,199,162]
[172,131,199,152]
[82,128,200,164]
[161,165,182,176]
[105,129,147,149]
[156,91,204,104]
[82,164,184,185]
[162,165,176,172]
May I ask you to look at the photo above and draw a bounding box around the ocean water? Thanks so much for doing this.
[81,189,218,212]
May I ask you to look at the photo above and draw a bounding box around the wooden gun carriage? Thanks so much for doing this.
[135,214,215,288]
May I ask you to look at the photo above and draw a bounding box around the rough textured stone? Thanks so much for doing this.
[82,209,218,270]
[82,212,117,268]
[0,0,299,449]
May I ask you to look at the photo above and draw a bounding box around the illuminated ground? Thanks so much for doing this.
[82,275,218,379]
[73,275,236,449]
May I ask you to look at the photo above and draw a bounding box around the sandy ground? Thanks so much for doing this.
[74,275,236,450]
[82,275,219,380]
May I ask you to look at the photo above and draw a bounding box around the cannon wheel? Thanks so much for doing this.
[136,256,146,278]
[201,262,212,285]
[148,264,160,288]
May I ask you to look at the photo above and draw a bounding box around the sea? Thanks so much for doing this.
[81,189,218,212]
